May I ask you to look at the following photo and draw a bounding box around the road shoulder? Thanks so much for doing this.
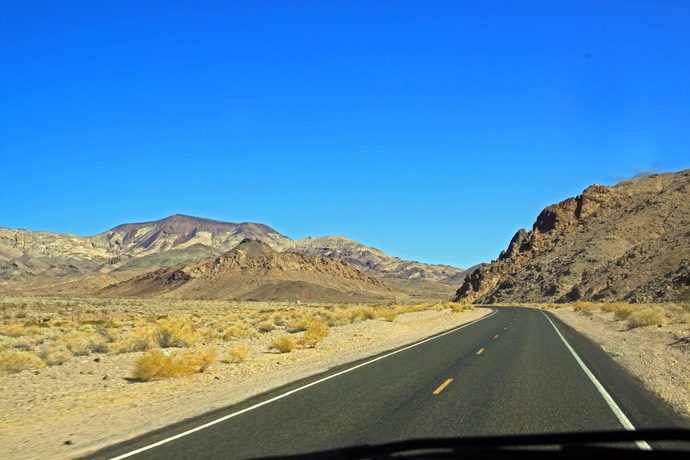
[547,307,690,422]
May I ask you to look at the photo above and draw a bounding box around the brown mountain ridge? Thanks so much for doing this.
[454,169,690,304]
[98,238,395,303]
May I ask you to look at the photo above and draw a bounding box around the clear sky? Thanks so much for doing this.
[1,1,689,268]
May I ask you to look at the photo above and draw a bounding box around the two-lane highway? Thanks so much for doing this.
[89,307,687,459]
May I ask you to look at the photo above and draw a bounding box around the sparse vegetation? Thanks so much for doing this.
[255,320,276,333]
[222,322,257,340]
[627,309,667,329]
[614,307,636,321]
[132,346,217,381]
[0,349,45,376]
[0,296,468,380]
[379,308,398,322]
[155,317,199,348]
[298,322,329,348]
[512,301,688,330]
[573,301,597,312]
[270,335,296,353]
[223,343,250,363]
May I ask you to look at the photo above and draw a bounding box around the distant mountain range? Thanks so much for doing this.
[454,169,690,304]
[0,214,465,301]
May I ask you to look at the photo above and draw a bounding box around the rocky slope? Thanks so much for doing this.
[454,169,690,304]
[99,239,395,302]
[91,214,289,256]
[285,236,462,282]
[0,215,286,283]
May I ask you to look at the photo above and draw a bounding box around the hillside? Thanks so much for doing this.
[454,169,690,304]
[99,239,395,302]
[286,236,461,282]
[0,215,463,298]
[91,214,289,256]
[0,215,287,283]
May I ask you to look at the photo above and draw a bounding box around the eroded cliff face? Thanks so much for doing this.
[454,170,690,304]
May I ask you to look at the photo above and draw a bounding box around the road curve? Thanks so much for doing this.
[86,307,687,459]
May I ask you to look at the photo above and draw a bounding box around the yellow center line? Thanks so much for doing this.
[433,378,454,395]
[476,348,485,355]
[493,334,499,339]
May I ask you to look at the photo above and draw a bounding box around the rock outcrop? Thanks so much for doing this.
[453,169,690,304]
[99,241,395,303]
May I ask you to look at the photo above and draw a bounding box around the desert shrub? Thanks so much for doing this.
[378,308,398,322]
[286,317,311,333]
[573,302,597,312]
[156,317,198,348]
[103,327,121,343]
[600,303,617,313]
[8,337,34,350]
[671,311,690,325]
[665,306,690,324]
[0,323,26,338]
[185,346,217,372]
[132,346,217,382]
[255,320,276,333]
[38,344,74,365]
[272,313,289,326]
[351,307,377,322]
[627,309,667,329]
[222,322,257,340]
[326,310,353,327]
[449,303,468,313]
[111,324,157,353]
[0,349,45,376]
[57,330,108,356]
[270,335,296,353]
[398,302,436,313]
[614,307,636,321]
[223,343,250,363]
[298,323,329,348]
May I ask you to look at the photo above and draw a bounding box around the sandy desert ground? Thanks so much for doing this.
[0,297,486,459]
[1,298,688,459]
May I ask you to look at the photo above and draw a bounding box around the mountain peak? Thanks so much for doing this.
[98,215,286,255]
[232,238,276,256]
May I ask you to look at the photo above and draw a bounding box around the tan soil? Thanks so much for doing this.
[0,308,489,460]
[549,307,690,419]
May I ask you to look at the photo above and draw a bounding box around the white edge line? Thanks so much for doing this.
[540,311,652,451]
[109,308,498,459]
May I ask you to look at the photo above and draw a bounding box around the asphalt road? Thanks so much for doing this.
[88,307,687,459]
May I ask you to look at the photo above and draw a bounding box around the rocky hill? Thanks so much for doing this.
[91,214,289,256]
[285,236,461,282]
[99,239,395,303]
[454,169,690,304]
[0,214,463,298]
[0,215,288,286]
[0,214,462,293]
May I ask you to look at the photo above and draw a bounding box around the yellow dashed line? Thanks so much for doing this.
[433,378,454,395]
[476,348,485,355]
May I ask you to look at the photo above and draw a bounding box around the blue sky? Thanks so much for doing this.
[1,1,689,268]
